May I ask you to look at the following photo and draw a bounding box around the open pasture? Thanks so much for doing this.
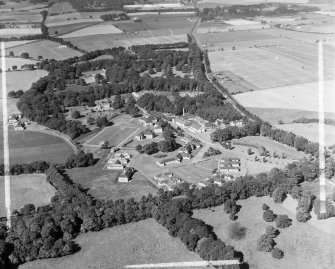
[45,12,84,24]
[48,21,101,36]
[4,57,38,69]
[114,13,195,33]
[4,40,36,49]
[0,69,48,92]
[67,166,157,201]
[209,47,321,90]
[68,32,188,51]
[20,219,203,269]
[0,174,55,217]
[193,195,335,269]
[0,128,75,164]
[10,39,82,60]
[0,28,41,37]
[274,123,335,146]
[85,125,139,147]
[60,22,123,38]
[234,80,335,113]
[0,11,42,23]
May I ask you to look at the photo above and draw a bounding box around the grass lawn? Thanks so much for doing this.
[0,69,48,92]
[0,174,55,217]
[20,218,204,269]
[172,163,213,184]
[0,129,75,164]
[194,195,335,269]
[273,123,335,146]
[67,166,157,201]
[85,125,139,147]
[10,39,82,60]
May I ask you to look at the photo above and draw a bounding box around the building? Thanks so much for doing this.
[154,171,183,191]
[143,130,155,139]
[219,158,241,173]
[194,116,208,127]
[139,115,157,127]
[107,159,124,170]
[154,124,163,133]
[135,133,145,141]
[114,152,131,159]
[118,167,134,183]
[180,152,192,160]
[181,136,191,144]
[173,117,190,128]
[190,140,202,149]
[178,145,191,154]
[156,156,181,167]
[189,122,205,133]
[229,119,244,127]
[215,119,228,129]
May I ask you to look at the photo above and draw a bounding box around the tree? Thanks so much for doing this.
[275,215,292,229]
[21,52,30,59]
[228,222,246,240]
[112,94,124,109]
[262,204,269,210]
[247,148,252,155]
[101,140,109,149]
[265,226,279,239]
[135,145,142,153]
[71,110,80,119]
[96,116,109,128]
[12,65,17,71]
[271,247,284,259]
[257,234,275,252]
[291,186,302,199]
[86,117,95,125]
[9,51,14,57]
[272,187,287,203]
[38,55,43,60]
[263,210,276,222]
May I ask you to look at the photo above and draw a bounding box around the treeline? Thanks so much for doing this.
[100,13,129,21]
[293,117,335,127]
[154,198,244,266]
[137,91,242,122]
[130,42,189,54]
[0,152,96,176]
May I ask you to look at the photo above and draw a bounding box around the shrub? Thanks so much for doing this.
[135,145,142,152]
[291,186,302,199]
[228,222,246,240]
[263,210,277,222]
[272,187,287,203]
[262,203,269,210]
[265,226,279,239]
[271,247,284,259]
[275,215,292,229]
[71,110,80,119]
[257,234,275,252]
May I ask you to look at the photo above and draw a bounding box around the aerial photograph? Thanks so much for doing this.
[0,0,334,268]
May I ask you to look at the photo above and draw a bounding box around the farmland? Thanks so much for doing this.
[48,21,101,36]
[60,22,123,38]
[273,123,335,146]
[20,219,204,269]
[0,174,55,217]
[234,80,335,113]
[9,39,82,60]
[67,165,157,201]
[3,57,38,70]
[0,69,48,92]
[0,128,75,164]
[193,195,335,269]
[0,28,41,37]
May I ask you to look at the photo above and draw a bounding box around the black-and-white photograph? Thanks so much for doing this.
[0,0,334,268]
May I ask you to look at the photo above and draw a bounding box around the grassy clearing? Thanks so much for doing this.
[67,166,157,201]
[60,22,123,38]
[10,39,82,60]
[246,107,335,124]
[0,174,55,217]
[0,69,48,92]
[273,123,335,146]
[0,128,74,164]
[194,195,335,269]
[234,80,335,113]
[20,219,204,269]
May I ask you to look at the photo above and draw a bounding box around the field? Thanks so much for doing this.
[0,174,55,217]
[0,69,48,92]
[67,166,157,201]
[0,128,75,164]
[234,80,335,113]
[246,107,335,124]
[84,125,139,148]
[60,22,123,38]
[273,123,335,146]
[4,40,36,49]
[193,195,335,269]
[172,162,214,184]
[48,21,101,36]
[9,39,82,60]
[20,219,204,269]
[0,28,41,37]
[4,57,38,69]
[67,32,188,51]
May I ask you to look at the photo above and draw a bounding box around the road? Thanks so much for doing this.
[189,17,250,119]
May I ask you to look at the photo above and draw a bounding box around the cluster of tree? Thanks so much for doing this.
[296,191,315,222]
[64,152,96,169]
[153,198,244,266]
[293,117,335,127]
[223,199,239,220]
[203,147,221,158]
[130,42,189,54]
[137,91,242,122]
[313,199,335,220]
[8,90,24,98]
[0,161,50,176]
[100,13,129,21]
[257,226,283,259]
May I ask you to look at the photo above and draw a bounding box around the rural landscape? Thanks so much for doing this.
[0,0,335,268]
